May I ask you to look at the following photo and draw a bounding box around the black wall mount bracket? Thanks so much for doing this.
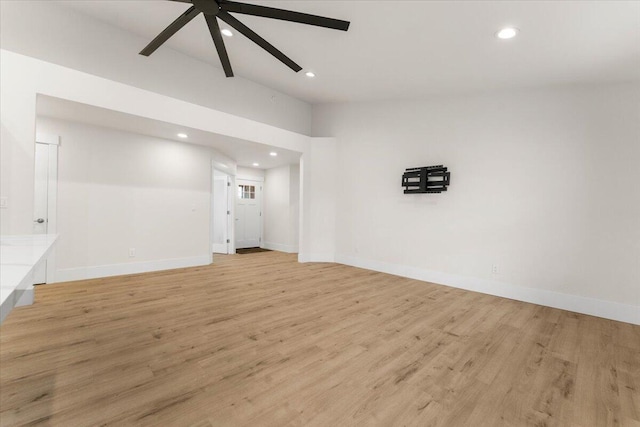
[402,165,451,194]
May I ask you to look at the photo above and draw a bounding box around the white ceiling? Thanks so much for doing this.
[57,1,640,104]
[37,95,302,169]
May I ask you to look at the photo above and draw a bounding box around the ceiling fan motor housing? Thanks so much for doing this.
[192,0,220,15]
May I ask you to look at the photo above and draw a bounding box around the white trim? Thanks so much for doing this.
[45,143,58,283]
[262,241,298,254]
[298,253,336,263]
[54,256,211,283]
[298,156,305,260]
[236,175,264,182]
[211,163,232,256]
[335,255,640,326]
[35,132,60,145]
[228,175,236,254]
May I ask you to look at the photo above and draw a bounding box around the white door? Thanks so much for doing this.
[33,143,51,284]
[212,172,230,254]
[235,179,262,249]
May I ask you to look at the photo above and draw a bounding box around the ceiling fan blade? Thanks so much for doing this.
[218,11,301,72]
[220,1,350,31]
[205,15,234,77]
[140,6,200,56]
[168,0,192,3]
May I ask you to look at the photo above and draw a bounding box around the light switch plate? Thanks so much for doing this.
[0,197,7,209]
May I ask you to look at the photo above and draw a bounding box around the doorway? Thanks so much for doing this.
[33,134,59,284]
[212,168,232,254]
[235,179,262,249]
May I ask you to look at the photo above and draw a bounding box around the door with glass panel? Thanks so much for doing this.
[235,179,262,249]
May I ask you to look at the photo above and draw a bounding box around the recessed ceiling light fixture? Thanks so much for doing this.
[496,27,519,40]
[270,152,278,157]
[252,162,260,167]
[305,71,316,78]
[177,133,188,138]
[221,28,233,37]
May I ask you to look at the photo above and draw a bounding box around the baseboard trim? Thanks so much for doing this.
[335,255,640,325]
[298,253,335,263]
[262,242,298,254]
[55,256,211,283]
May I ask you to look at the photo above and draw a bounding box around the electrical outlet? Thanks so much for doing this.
[492,264,499,275]
[129,248,136,258]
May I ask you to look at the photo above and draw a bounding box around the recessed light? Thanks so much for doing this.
[269,152,278,157]
[305,71,316,78]
[496,27,519,40]
[252,162,260,167]
[221,28,233,37]
[177,133,188,138]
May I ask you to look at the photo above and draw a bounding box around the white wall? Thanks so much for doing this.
[313,82,640,324]
[37,117,227,281]
[0,0,312,135]
[298,139,338,262]
[237,166,265,182]
[263,164,300,253]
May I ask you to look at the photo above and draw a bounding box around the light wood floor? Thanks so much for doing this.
[1,252,638,426]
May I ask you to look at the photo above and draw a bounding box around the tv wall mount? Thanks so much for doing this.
[402,165,450,194]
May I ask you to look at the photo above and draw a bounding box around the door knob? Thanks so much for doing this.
[34,218,45,224]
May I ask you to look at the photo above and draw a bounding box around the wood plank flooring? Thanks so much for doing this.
[1,252,638,426]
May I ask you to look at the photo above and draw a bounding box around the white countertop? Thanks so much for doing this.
[1,234,58,320]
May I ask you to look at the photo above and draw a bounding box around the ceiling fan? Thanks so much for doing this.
[140,0,350,78]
